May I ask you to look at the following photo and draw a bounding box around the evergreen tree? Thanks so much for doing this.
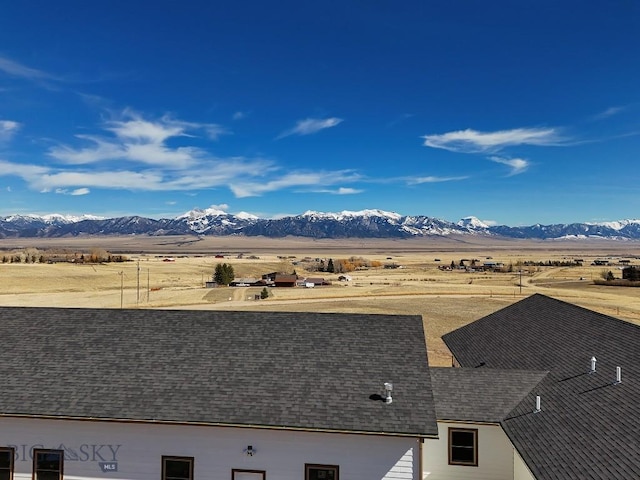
[214,263,235,285]
[260,287,270,299]
[327,258,335,273]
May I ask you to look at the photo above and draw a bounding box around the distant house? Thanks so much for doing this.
[274,274,297,287]
[297,277,330,287]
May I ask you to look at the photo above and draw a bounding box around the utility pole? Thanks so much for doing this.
[519,269,522,294]
[137,259,140,306]
[119,271,123,309]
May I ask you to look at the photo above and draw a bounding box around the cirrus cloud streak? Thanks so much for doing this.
[277,117,343,139]
[423,127,564,153]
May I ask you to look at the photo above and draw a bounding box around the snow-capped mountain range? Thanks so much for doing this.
[1,208,640,240]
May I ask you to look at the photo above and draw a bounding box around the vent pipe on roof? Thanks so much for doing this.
[384,382,393,404]
[615,366,622,384]
[533,395,541,413]
[590,356,597,374]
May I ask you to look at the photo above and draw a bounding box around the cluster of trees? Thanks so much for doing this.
[317,257,382,273]
[213,263,235,285]
[2,254,44,264]
[521,260,582,267]
[1,248,128,264]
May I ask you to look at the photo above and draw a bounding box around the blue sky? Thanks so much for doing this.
[0,1,638,226]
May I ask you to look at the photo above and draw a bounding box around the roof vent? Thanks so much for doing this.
[533,395,541,414]
[589,356,597,374]
[615,366,622,384]
[384,382,393,404]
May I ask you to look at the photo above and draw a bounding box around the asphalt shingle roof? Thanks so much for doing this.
[430,367,547,423]
[442,294,640,480]
[0,307,438,437]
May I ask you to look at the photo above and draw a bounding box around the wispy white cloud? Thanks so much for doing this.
[49,111,228,168]
[0,120,21,142]
[489,156,530,176]
[307,186,364,195]
[592,106,626,120]
[55,187,90,196]
[335,187,362,195]
[230,170,360,197]
[407,175,468,185]
[423,127,564,153]
[232,111,246,121]
[0,56,59,81]
[277,117,343,139]
[1,110,365,199]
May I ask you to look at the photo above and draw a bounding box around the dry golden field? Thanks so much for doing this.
[1,235,639,366]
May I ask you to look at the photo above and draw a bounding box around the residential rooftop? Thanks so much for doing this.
[443,294,640,479]
[0,307,438,438]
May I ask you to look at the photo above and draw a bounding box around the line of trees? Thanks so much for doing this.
[1,248,128,264]
[316,257,382,273]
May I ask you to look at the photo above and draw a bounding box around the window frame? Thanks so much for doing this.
[304,464,339,480]
[161,456,194,480]
[448,427,478,467]
[32,449,64,480]
[0,447,15,480]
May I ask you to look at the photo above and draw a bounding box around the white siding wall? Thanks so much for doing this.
[513,450,536,480]
[422,422,515,480]
[0,417,419,480]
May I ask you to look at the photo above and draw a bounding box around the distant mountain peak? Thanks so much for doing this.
[177,207,228,219]
[457,216,490,229]
[301,209,402,221]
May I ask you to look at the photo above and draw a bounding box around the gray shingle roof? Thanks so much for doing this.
[442,294,640,480]
[0,307,437,437]
[430,367,547,423]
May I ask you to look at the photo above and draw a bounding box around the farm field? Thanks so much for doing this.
[1,235,639,366]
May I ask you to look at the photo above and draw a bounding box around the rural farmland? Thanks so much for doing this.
[1,235,639,366]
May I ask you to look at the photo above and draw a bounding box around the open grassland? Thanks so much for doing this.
[1,235,639,366]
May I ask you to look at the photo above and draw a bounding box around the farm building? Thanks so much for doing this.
[0,295,638,479]
[261,272,297,287]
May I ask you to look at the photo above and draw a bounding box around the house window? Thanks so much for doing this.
[449,428,478,466]
[305,464,339,480]
[162,456,194,480]
[33,449,63,480]
[0,448,14,480]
